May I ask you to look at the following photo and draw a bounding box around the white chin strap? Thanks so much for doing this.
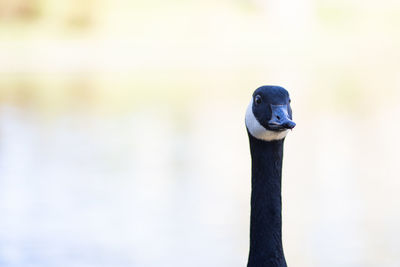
[245,100,289,142]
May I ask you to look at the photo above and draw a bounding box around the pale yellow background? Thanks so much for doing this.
[0,0,399,266]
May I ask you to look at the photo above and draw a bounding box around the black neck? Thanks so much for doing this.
[247,133,287,267]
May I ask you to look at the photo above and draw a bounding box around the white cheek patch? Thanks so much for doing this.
[245,100,289,141]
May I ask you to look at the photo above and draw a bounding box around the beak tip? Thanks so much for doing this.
[284,121,296,130]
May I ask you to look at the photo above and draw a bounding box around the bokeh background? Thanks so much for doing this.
[1,0,400,266]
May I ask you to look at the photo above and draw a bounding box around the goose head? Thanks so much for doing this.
[245,85,296,142]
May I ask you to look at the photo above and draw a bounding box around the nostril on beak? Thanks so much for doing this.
[276,116,280,120]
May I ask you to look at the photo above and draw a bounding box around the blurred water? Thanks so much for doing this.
[0,104,249,267]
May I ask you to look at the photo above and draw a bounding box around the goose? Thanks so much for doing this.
[245,85,296,267]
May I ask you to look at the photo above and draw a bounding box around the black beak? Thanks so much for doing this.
[268,104,296,130]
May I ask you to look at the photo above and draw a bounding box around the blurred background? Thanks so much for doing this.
[1,0,400,266]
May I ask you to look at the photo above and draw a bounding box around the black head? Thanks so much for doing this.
[245,85,295,141]
[252,85,295,131]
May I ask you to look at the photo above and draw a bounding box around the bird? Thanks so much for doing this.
[245,85,296,267]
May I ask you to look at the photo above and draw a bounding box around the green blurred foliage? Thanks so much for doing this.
[0,0,399,115]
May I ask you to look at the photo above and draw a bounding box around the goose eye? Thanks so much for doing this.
[255,95,262,105]
[289,99,291,103]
